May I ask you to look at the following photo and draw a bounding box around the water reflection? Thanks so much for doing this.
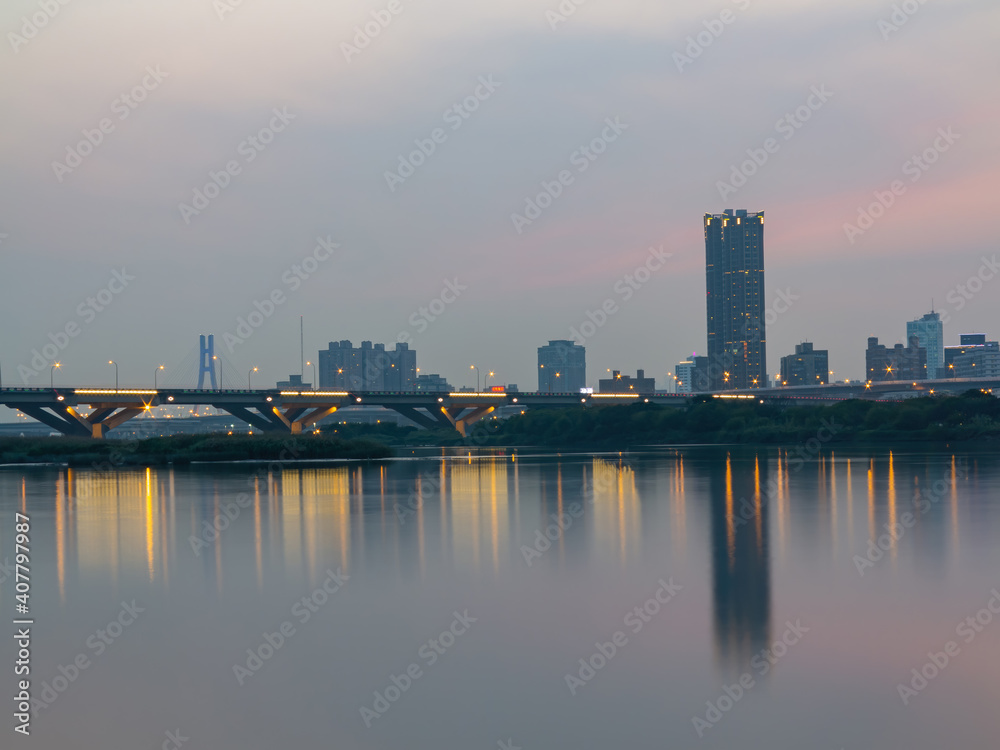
[706,452,772,675]
[2,448,990,675]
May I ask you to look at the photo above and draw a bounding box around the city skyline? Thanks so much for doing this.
[2,0,999,404]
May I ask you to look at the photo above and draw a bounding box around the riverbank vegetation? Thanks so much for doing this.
[0,433,393,467]
[474,390,1000,448]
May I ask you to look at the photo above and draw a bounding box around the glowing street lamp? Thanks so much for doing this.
[470,365,480,392]
[248,367,258,390]
[306,361,318,390]
[154,364,164,389]
[108,360,118,392]
[50,362,61,389]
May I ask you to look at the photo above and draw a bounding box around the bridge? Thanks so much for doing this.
[0,387,685,439]
[0,377,995,438]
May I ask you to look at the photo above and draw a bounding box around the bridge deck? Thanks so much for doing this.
[1,379,995,438]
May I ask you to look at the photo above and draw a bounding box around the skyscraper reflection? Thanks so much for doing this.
[707,450,772,675]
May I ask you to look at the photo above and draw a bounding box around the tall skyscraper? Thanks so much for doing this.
[907,311,943,380]
[705,209,766,390]
[537,340,586,392]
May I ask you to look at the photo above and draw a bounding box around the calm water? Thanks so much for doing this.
[2,446,999,749]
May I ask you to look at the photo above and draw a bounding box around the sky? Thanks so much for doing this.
[1,0,999,409]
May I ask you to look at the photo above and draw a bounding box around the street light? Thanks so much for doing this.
[50,362,61,389]
[470,364,480,392]
[306,360,318,390]
[154,364,164,389]
[108,360,118,392]
[486,370,495,389]
[248,367,258,390]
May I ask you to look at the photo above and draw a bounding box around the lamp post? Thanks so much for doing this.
[306,361,318,390]
[108,360,118,392]
[50,362,61,389]
[154,364,164,389]
[486,370,495,389]
[248,367,258,390]
[470,365,480,392]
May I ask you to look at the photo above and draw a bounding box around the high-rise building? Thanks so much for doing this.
[318,340,416,391]
[907,311,944,381]
[413,373,453,392]
[276,374,312,389]
[943,334,1000,378]
[675,355,712,393]
[599,370,656,394]
[705,209,766,390]
[865,336,927,382]
[537,340,586,393]
[779,342,829,386]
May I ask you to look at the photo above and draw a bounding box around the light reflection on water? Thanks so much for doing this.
[1,446,998,749]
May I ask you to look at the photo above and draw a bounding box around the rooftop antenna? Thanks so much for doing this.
[300,316,304,378]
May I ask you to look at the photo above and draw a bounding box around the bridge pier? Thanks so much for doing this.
[13,403,145,438]
[216,404,341,434]
[440,405,496,437]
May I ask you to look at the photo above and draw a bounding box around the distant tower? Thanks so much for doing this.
[705,209,766,390]
[198,334,218,390]
[907,310,944,379]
